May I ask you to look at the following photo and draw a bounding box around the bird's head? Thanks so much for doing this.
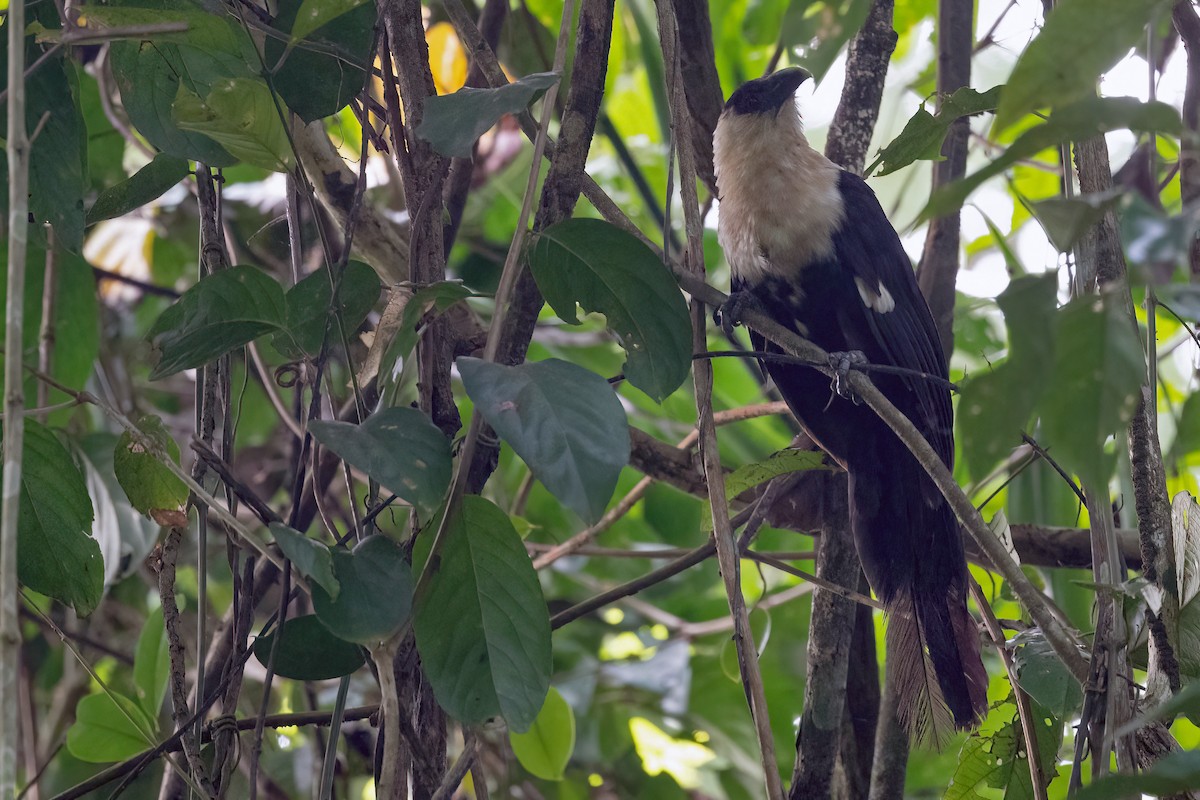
[722,67,811,118]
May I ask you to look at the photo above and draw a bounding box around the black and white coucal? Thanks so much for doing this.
[713,67,988,742]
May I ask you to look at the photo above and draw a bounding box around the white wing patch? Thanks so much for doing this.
[854,277,895,314]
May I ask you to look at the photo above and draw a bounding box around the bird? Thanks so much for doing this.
[712,66,989,743]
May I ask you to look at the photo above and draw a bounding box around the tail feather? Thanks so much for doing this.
[885,588,989,747]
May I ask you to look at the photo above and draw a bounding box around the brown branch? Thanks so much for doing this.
[666,0,724,194]
[916,0,973,359]
[824,0,897,175]
[1173,0,1200,278]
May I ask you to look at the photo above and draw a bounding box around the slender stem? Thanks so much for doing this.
[2,1,30,791]
[317,675,350,800]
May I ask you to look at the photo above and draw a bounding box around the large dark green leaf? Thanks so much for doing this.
[311,535,413,645]
[529,218,692,402]
[265,0,375,122]
[253,614,366,680]
[0,41,86,253]
[1028,189,1125,254]
[1010,629,1083,718]
[926,98,1181,218]
[867,86,1001,177]
[458,358,630,524]
[1078,750,1200,799]
[958,273,1058,480]
[147,265,287,379]
[86,154,191,225]
[113,415,189,518]
[1039,295,1145,488]
[309,407,452,516]
[413,495,551,732]
[8,421,101,616]
[415,72,560,158]
[275,260,381,359]
[994,0,1172,132]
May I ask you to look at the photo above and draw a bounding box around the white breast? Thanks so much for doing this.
[713,99,844,286]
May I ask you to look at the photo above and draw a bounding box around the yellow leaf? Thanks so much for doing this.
[426,22,466,95]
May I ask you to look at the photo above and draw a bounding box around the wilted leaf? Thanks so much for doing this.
[994,0,1172,132]
[309,407,452,516]
[174,78,294,172]
[148,265,287,379]
[114,415,189,517]
[529,218,692,402]
[312,535,413,645]
[414,495,551,731]
[270,522,339,599]
[253,614,366,680]
[458,358,630,524]
[510,686,576,780]
[415,71,559,157]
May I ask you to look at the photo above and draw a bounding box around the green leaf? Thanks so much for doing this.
[309,407,452,517]
[275,261,380,359]
[993,0,1172,132]
[1028,189,1125,254]
[383,281,483,368]
[105,4,260,165]
[458,357,630,524]
[266,0,375,122]
[1010,629,1083,718]
[113,415,189,516]
[312,535,413,645]
[1078,749,1200,800]
[7,421,101,616]
[702,449,827,531]
[1039,295,1145,488]
[86,154,191,226]
[1120,194,1200,270]
[252,614,366,680]
[67,691,157,763]
[0,41,86,252]
[510,686,576,781]
[529,218,692,402]
[413,495,552,731]
[946,699,1060,800]
[867,86,1001,177]
[174,78,294,172]
[926,98,1181,219]
[147,265,287,379]
[958,273,1059,480]
[133,608,169,720]
[270,522,339,599]
[416,71,560,158]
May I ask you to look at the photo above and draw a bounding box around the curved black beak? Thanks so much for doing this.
[763,67,812,111]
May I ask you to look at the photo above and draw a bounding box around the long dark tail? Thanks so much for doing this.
[849,465,989,746]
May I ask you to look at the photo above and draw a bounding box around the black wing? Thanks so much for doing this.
[831,171,954,468]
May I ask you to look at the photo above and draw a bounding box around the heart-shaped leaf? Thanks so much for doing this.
[414,495,551,731]
[67,691,156,763]
[312,535,413,645]
[148,265,286,379]
[458,358,629,523]
[309,407,452,516]
[275,260,380,359]
[253,614,366,680]
[529,218,692,402]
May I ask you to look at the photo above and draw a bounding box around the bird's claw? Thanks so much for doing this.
[828,350,868,403]
[715,291,758,340]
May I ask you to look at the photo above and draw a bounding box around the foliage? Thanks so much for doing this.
[5,0,1200,797]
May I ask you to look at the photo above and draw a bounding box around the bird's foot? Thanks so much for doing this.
[715,291,761,339]
[827,350,868,402]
